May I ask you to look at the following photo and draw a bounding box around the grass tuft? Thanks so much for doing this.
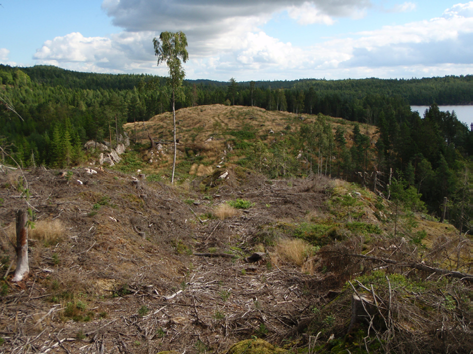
[214,203,239,220]
[275,238,317,266]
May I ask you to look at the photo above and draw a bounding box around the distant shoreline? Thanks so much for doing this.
[411,105,473,126]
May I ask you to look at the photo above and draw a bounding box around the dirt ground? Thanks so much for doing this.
[0,166,337,353]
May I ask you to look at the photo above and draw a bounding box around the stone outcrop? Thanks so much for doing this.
[84,140,109,152]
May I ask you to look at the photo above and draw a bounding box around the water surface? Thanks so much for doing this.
[411,105,473,127]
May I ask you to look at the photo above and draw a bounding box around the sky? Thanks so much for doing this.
[0,0,472,81]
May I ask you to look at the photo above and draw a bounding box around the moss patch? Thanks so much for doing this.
[226,339,287,354]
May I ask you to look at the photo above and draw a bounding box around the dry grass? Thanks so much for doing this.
[275,238,315,266]
[30,219,65,244]
[214,203,239,220]
[4,219,66,244]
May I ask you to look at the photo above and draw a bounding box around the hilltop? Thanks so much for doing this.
[123,104,377,181]
[0,105,471,353]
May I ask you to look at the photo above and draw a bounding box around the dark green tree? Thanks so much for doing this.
[228,78,238,106]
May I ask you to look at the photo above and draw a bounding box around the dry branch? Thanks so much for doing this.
[347,253,473,281]
[193,253,236,258]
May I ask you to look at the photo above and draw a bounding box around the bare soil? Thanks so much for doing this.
[0,166,336,353]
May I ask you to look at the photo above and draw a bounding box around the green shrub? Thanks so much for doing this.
[63,301,88,321]
[146,174,162,182]
[219,290,231,302]
[411,230,427,245]
[111,151,145,173]
[293,222,342,246]
[184,198,194,205]
[0,283,8,296]
[228,199,254,209]
[346,222,382,235]
[76,330,85,340]
[255,323,268,337]
[214,310,225,320]
[228,126,256,140]
[156,327,166,338]
[138,305,149,316]
[52,253,60,265]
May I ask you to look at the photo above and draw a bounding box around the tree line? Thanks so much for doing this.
[1,64,472,231]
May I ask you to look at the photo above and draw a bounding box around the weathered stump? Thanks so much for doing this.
[12,209,29,282]
[347,293,377,333]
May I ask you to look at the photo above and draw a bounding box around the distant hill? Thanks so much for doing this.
[2,64,472,105]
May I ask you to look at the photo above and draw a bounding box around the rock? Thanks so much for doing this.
[110,149,121,163]
[117,133,130,147]
[115,143,126,155]
[84,140,109,151]
[102,156,114,166]
[85,168,97,175]
[219,171,229,179]
[245,252,266,263]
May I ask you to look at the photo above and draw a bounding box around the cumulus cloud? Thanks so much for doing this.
[31,1,473,79]
[287,2,335,25]
[34,0,372,74]
[343,2,473,69]
[101,0,371,56]
[443,1,473,18]
[33,31,168,73]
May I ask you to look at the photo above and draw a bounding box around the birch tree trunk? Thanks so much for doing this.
[12,210,29,282]
[171,90,177,184]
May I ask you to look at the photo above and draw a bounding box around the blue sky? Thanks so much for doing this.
[0,0,472,81]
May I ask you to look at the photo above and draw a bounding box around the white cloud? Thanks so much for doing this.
[101,0,371,57]
[31,1,473,80]
[0,48,9,61]
[443,1,473,18]
[0,48,19,67]
[287,2,335,25]
[33,31,166,73]
[342,3,473,69]
[389,2,416,13]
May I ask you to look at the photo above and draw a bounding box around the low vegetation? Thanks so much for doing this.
[0,103,471,353]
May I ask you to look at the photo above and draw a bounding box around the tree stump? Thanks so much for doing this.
[347,293,377,333]
[12,210,29,282]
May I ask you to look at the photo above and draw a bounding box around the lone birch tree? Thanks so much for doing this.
[153,32,188,184]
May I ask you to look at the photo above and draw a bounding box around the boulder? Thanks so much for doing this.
[110,149,121,163]
[116,143,126,155]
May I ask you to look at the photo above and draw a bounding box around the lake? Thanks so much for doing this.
[411,105,473,128]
